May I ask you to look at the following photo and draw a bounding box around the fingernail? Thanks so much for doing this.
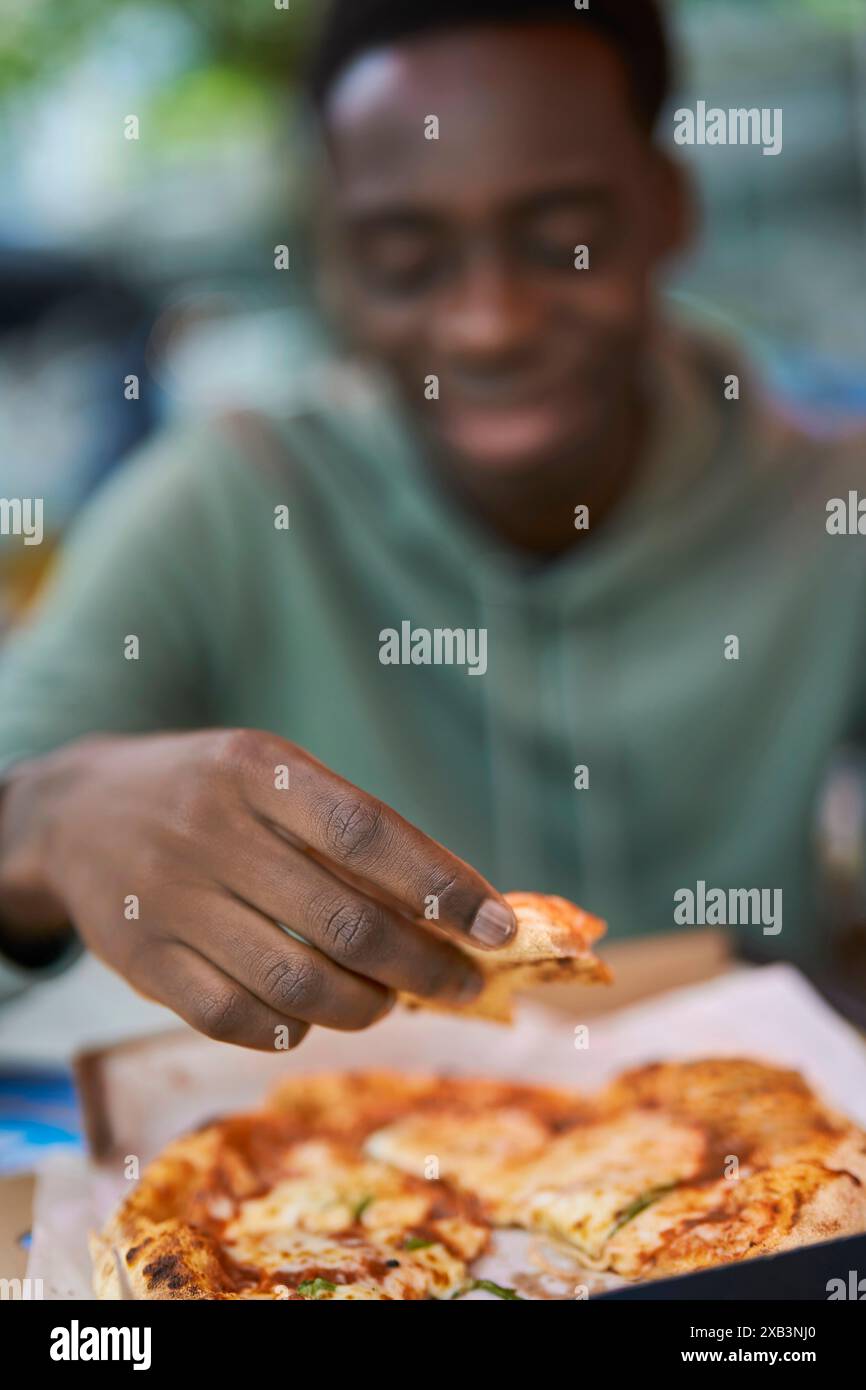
[469,898,516,949]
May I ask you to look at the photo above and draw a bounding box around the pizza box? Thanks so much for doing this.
[600,1231,866,1301]
[19,956,866,1300]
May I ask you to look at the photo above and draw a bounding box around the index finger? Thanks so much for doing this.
[228,734,516,949]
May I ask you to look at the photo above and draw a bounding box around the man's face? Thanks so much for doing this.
[323,23,689,478]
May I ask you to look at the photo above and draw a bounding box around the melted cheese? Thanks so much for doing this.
[365,1107,551,1188]
[221,1141,486,1300]
[483,1112,706,1259]
[367,1108,706,1264]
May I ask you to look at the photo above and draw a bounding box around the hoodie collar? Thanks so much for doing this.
[315,321,744,616]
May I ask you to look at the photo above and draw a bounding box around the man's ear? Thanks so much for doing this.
[650,151,698,264]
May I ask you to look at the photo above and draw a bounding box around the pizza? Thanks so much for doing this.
[401,891,612,1022]
[91,1059,866,1300]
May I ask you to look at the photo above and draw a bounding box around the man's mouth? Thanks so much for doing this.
[437,397,579,466]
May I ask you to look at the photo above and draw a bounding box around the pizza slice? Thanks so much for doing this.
[219,1140,489,1300]
[366,1105,708,1264]
[602,1159,866,1280]
[363,1059,866,1275]
[401,891,612,1022]
[91,1128,489,1301]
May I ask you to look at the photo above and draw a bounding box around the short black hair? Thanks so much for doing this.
[306,0,673,132]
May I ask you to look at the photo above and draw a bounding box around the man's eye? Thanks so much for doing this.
[519,215,609,270]
[355,234,442,292]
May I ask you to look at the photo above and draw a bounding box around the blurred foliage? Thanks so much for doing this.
[0,0,316,94]
[0,0,860,97]
[792,0,864,21]
[679,0,860,25]
[148,64,277,147]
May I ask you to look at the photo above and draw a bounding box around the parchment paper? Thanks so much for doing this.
[27,963,866,1299]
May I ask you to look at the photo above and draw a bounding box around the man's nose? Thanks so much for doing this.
[431,253,543,362]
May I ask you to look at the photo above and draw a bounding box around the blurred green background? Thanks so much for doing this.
[0,0,864,614]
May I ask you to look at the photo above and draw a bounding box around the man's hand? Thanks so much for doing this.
[0,730,516,1049]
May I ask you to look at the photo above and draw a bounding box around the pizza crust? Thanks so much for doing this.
[400,892,612,1022]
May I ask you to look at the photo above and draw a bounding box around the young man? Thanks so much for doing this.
[0,0,863,1045]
